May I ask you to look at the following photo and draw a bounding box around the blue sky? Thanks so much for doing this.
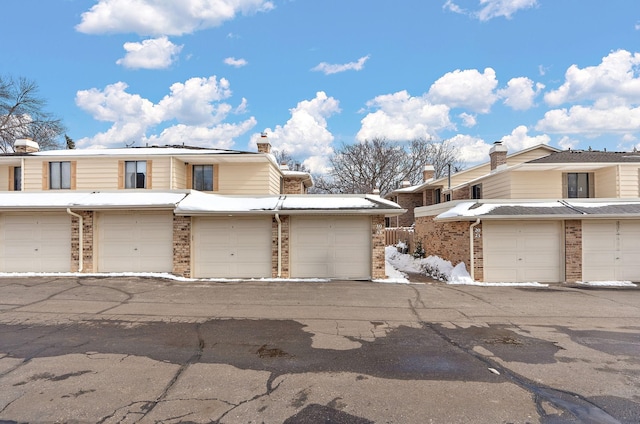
[3,0,640,172]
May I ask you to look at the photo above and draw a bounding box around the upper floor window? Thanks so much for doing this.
[12,166,21,191]
[192,165,214,191]
[49,161,71,190]
[471,183,482,199]
[434,188,442,204]
[125,161,147,189]
[567,172,590,198]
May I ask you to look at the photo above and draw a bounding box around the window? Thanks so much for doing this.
[567,173,590,198]
[434,188,441,204]
[192,165,214,191]
[125,161,147,189]
[471,184,482,199]
[12,167,21,191]
[49,162,71,189]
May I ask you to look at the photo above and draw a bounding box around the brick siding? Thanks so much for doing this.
[272,215,290,278]
[415,215,471,272]
[371,215,386,279]
[564,220,582,282]
[391,193,423,227]
[172,215,191,278]
[283,177,305,194]
[70,211,94,273]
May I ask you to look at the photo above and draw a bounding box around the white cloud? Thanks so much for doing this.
[158,76,233,125]
[544,50,640,107]
[75,77,255,149]
[557,136,579,150]
[311,55,370,75]
[76,0,275,36]
[444,0,538,21]
[251,92,341,174]
[116,36,182,69]
[497,77,544,110]
[447,134,492,164]
[459,112,477,127]
[500,125,550,151]
[427,68,498,113]
[357,90,453,142]
[536,105,640,134]
[224,57,248,68]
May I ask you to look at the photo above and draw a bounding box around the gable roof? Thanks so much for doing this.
[386,143,560,196]
[526,150,640,164]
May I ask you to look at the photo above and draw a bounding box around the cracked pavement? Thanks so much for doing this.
[0,276,638,423]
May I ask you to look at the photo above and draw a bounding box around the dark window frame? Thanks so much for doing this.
[125,160,147,189]
[49,161,71,190]
[192,164,214,191]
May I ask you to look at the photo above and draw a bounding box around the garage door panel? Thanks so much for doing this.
[98,212,173,273]
[193,217,272,278]
[291,216,371,279]
[583,220,640,282]
[483,221,561,283]
[0,213,71,272]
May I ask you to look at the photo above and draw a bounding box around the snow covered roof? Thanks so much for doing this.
[0,190,404,215]
[175,192,405,215]
[0,191,188,210]
[28,146,251,157]
[429,199,640,221]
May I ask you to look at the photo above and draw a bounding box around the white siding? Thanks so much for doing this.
[619,165,640,198]
[509,171,562,199]
[75,158,118,190]
[218,163,271,194]
[594,166,618,198]
[482,172,511,199]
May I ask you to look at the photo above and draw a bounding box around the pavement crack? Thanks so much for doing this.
[213,374,285,423]
[424,322,622,424]
[132,322,205,423]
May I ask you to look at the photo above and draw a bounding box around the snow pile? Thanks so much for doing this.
[385,246,549,287]
[576,281,637,287]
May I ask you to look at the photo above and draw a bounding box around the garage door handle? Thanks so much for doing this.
[134,248,138,251]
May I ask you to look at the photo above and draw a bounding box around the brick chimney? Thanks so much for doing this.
[489,141,507,171]
[14,138,40,153]
[423,165,435,182]
[257,132,271,154]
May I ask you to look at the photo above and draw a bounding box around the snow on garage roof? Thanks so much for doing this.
[0,191,404,215]
[432,199,640,221]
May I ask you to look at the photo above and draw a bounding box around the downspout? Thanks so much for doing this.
[66,208,83,272]
[469,218,481,281]
[275,213,282,278]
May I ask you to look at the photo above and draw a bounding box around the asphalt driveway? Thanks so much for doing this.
[0,276,638,423]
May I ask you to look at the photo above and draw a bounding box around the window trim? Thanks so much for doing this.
[186,163,218,191]
[9,166,21,191]
[471,183,482,199]
[43,161,76,190]
[119,160,152,189]
[563,172,594,198]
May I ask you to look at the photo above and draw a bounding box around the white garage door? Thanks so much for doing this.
[483,221,562,283]
[97,211,173,273]
[583,220,640,282]
[0,213,71,272]
[290,216,371,279]
[193,217,272,278]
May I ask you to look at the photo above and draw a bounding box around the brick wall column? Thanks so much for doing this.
[472,222,483,281]
[565,220,582,282]
[70,211,94,273]
[371,215,386,279]
[272,215,290,278]
[173,215,191,278]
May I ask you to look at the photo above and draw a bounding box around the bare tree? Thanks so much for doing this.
[314,137,463,196]
[271,149,309,172]
[0,76,65,152]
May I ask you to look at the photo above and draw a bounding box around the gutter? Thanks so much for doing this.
[469,218,481,281]
[66,208,83,272]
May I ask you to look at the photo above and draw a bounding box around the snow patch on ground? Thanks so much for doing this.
[384,246,549,287]
[576,281,637,287]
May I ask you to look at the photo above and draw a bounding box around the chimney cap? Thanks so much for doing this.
[14,138,40,152]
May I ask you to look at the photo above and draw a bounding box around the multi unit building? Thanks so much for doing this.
[0,137,404,280]
[387,142,640,283]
